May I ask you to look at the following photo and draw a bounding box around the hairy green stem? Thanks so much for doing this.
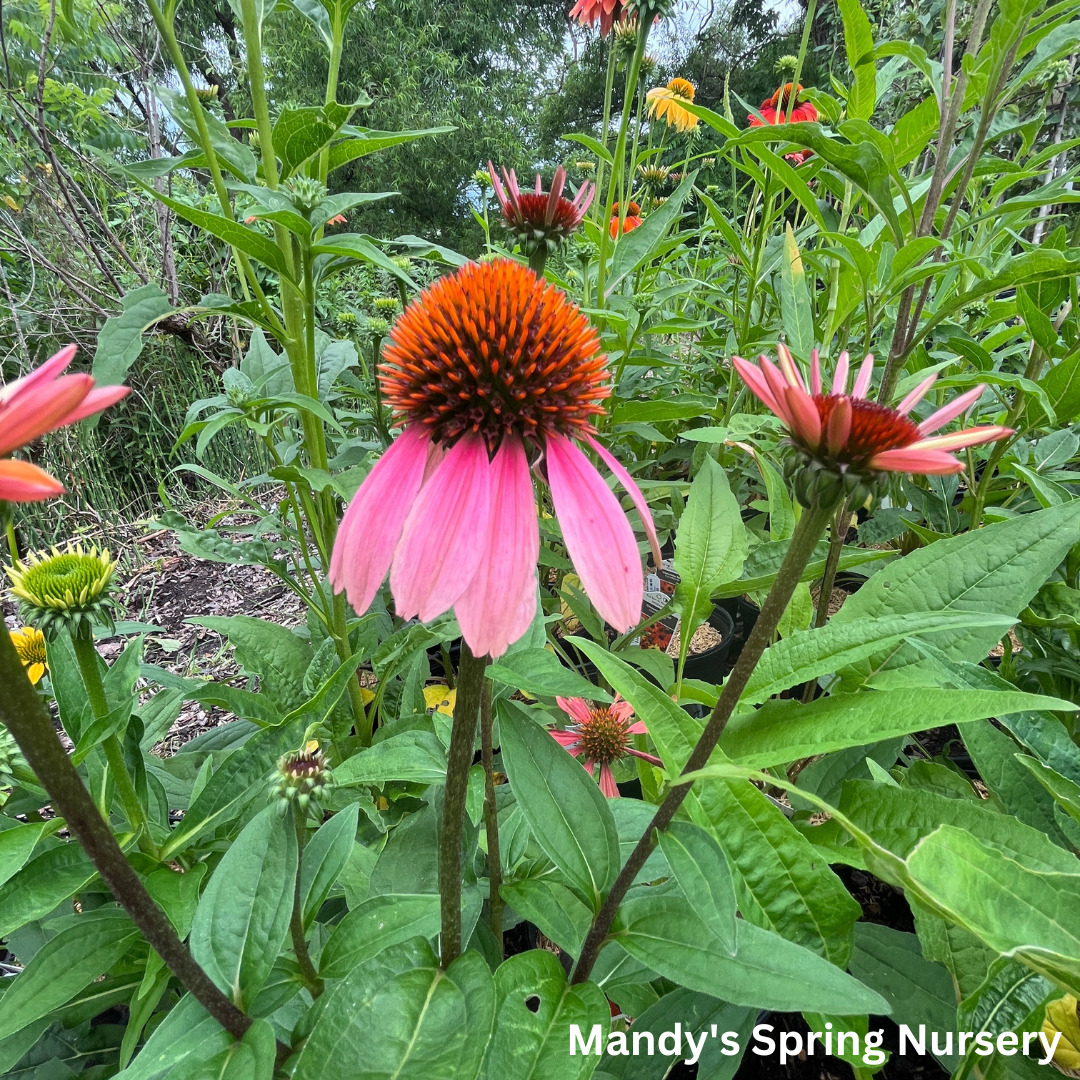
[290,807,324,998]
[70,627,153,855]
[0,630,255,1042]
[479,679,503,957]
[440,643,488,966]
[571,503,835,983]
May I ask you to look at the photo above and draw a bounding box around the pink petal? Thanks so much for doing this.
[907,426,1012,452]
[0,345,76,405]
[0,374,92,456]
[586,434,662,570]
[852,354,875,398]
[582,758,596,776]
[916,385,986,436]
[546,433,642,632]
[609,695,635,723]
[557,696,593,725]
[454,436,538,658]
[784,385,822,448]
[733,356,786,419]
[550,729,582,753]
[0,459,65,502]
[825,395,852,455]
[776,342,806,391]
[57,384,130,426]
[869,448,965,474]
[391,431,492,623]
[599,764,621,798]
[625,719,648,734]
[329,425,431,617]
[831,351,850,395]
[810,349,822,396]
[627,747,664,766]
[488,161,510,216]
[896,374,938,416]
[759,357,797,425]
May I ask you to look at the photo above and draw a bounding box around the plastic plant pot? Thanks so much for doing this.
[680,604,735,684]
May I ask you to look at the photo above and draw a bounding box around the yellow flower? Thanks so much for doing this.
[10,626,47,684]
[646,78,699,133]
[2,195,19,212]
[1044,995,1080,1075]
[423,684,456,715]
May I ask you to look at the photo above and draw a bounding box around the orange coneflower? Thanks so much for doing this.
[609,201,644,237]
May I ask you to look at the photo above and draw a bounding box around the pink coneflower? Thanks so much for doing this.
[329,259,660,659]
[488,163,594,255]
[569,0,624,36]
[550,694,661,798]
[0,345,129,502]
[732,345,1012,478]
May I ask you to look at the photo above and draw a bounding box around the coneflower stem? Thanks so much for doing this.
[290,806,324,998]
[69,626,153,856]
[0,629,257,1044]
[571,502,835,984]
[528,246,549,277]
[440,642,488,967]
[479,679,504,957]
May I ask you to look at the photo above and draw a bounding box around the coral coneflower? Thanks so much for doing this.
[550,694,661,797]
[610,200,644,237]
[646,78,699,133]
[733,345,1012,507]
[0,346,129,502]
[569,0,624,36]
[488,163,594,260]
[330,259,660,658]
[749,83,818,126]
[9,626,47,684]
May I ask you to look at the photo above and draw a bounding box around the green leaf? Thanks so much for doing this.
[0,823,45,891]
[742,612,1015,705]
[720,688,1074,769]
[1016,754,1080,830]
[907,825,1080,994]
[838,0,876,119]
[300,805,359,930]
[326,126,455,173]
[614,892,889,1014]
[272,103,354,180]
[612,399,716,424]
[500,881,594,959]
[487,648,612,702]
[956,957,1051,1041]
[189,805,298,1009]
[313,233,417,286]
[1018,284,1058,350]
[92,283,175,389]
[697,780,860,966]
[334,731,448,786]
[606,172,697,297]
[1041,351,1080,423]
[319,894,442,978]
[564,132,614,165]
[831,501,1080,683]
[188,616,313,713]
[0,843,96,938]
[672,457,748,636]
[848,923,958,1068]
[889,96,940,168]
[294,941,494,1080]
[113,993,233,1080]
[780,225,815,358]
[482,950,609,1080]
[657,821,738,955]
[145,863,207,938]
[497,700,620,911]
[0,909,139,1041]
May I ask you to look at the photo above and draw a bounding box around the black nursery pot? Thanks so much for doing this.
[680,605,735,684]
[715,595,761,641]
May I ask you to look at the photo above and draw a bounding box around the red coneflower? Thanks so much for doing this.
[330,259,660,658]
[610,200,644,237]
[488,163,594,259]
[732,345,1012,505]
[550,693,661,798]
[569,0,624,36]
[748,84,817,164]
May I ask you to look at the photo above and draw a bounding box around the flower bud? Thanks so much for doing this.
[6,544,117,637]
[274,745,332,811]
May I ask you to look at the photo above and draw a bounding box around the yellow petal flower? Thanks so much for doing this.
[423,684,456,715]
[10,626,47,683]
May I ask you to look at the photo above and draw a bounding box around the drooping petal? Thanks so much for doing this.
[329,424,431,617]
[585,434,662,570]
[907,426,1013,452]
[550,729,583,755]
[916,384,986,435]
[626,746,664,766]
[625,719,648,734]
[546,432,642,632]
[598,764,621,798]
[831,350,850,395]
[784,385,822,449]
[0,459,65,502]
[852,354,875,398]
[454,436,539,658]
[391,431,492,623]
[0,374,92,455]
[732,356,786,418]
[54,384,130,427]
[896,374,938,416]
[557,696,594,725]
[776,342,806,391]
[759,357,797,425]
[809,349,822,396]
[869,447,966,474]
[0,344,76,405]
[825,395,852,456]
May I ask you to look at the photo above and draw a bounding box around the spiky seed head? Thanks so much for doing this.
[7,544,117,636]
